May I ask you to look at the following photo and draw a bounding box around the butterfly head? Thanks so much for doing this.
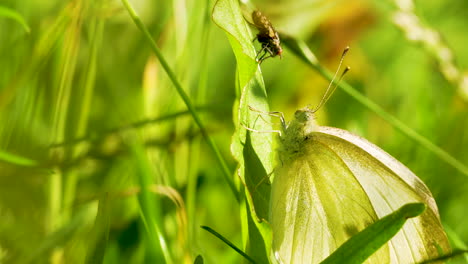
[283,108,318,138]
[294,108,313,123]
[279,107,318,159]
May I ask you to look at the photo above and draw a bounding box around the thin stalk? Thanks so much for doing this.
[60,1,86,224]
[49,108,211,148]
[121,0,239,201]
[64,0,105,221]
[48,2,83,240]
[201,225,257,264]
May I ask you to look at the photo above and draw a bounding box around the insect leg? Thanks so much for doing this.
[257,46,272,62]
[241,123,282,136]
[258,53,273,63]
[248,105,286,129]
[265,45,275,56]
[255,46,267,61]
[257,45,275,63]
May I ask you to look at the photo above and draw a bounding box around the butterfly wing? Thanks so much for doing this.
[316,126,450,262]
[270,135,389,263]
[270,126,450,263]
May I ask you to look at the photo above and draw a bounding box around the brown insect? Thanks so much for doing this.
[251,10,283,63]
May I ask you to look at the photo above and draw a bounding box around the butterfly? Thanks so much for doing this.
[265,51,450,263]
[269,106,450,263]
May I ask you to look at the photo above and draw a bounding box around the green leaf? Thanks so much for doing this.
[212,0,274,262]
[0,6,30,33]
[320,203,426,264]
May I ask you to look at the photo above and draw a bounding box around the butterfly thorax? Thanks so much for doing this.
[278,108,319,162]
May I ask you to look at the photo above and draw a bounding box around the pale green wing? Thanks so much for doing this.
[270,137,390,263]
[315,126,450,262]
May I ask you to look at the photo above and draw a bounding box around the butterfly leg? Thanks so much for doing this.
[249,106,284,131]
[241,122,282,136]
[248,105,286,128]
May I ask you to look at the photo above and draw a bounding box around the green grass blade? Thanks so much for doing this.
[63,0,105,228]
[85,194,111,264]
[120,0,238,201]
[75,1,104,141]
[0,6,30,33]
[0,149,38,167]
[418,249,468,264]
[320,203,426,264]
[131,141,172,263]
[47,2,86,238]
[49,108,206,148]
[201,225,257,264]
[282,36,468,178]
[0,3,70,111]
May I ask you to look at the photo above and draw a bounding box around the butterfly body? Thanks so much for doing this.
[278,109,318,161]
[269,107,450,263]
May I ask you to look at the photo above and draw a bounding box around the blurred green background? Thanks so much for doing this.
[0,0,467,263]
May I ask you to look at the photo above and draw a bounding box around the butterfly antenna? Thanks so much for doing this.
[322,66,350,107]
[311,46,349,113]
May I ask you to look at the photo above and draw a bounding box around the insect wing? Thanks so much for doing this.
[252,11,280,39]
[317,126,440,215]
[270,126,450,263]
[315,127,450,261]
[270,135,388,263]
[252,10,272,32]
